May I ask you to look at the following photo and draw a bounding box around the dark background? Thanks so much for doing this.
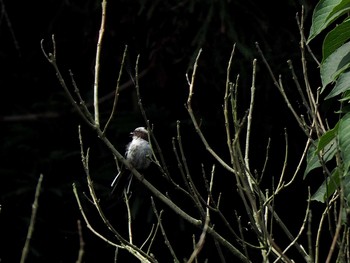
[0,0,331,262]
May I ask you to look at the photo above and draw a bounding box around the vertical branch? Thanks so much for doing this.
[20,174,44,263]
[296,9,326,136]
[76,220,85,263]
[244,58,257,172]
[103,45,128,134]
[275,128,289,192]
[325,196,344,263]
[124,191,133,244]
[93,0,107,127]
[244,59,257,193]
[224,44,236,165]
[307,211,314,263]
[187,48,202,105]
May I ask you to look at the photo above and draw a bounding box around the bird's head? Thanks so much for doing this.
[130,127,149,141]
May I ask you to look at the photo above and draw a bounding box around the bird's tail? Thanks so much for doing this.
[111,170,123,194]
[111,170,133,195]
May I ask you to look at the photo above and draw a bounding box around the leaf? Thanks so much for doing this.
[325,70,350,99]
[338,112,350,168]
[339,89,350,101]
[320,41,350,91]
[316,122,339,153]
[307,0,350,43]
[344,175,350,205]
[304,138,337,178]
[311,168,340,202]
[323,18,350,61]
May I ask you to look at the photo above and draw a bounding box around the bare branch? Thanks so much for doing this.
[151,198,180,263]
[187,164,214,263]
[103,45,128,134]
[40,36,95,127]
[124,191,133,244]
[75,220,85,263]
[93,0,107,126]
[186,49,236,174]
[20,174,44,263]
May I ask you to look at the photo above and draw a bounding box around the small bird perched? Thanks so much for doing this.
[111,127,152,194]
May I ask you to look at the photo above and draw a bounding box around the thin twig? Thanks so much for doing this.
[325,195,344,263]
[69,70,95,124]
[146,221,160,254]
[275,128,288,192]
[151,197,180,263]
[171,136,199,200]
[235,212,250,261]
[187,167,213,263]
[20,174,44,263]
[287,59,312,118]
[76,220,85,263]
[273,188,312,263]
[244,58,257,191]
[93,0,107,126]
[72,183,121,249]
[307,209,313,263]
[255,42,308,136]
[186,49,236,174]
[285,131,313,187]
[140,224,155,251]
[244,58,257,172]
[296,8,320,67]
[314,195,337,263]
[296,8,326,136]
[103,45,128,134]
[224,44,236,166]
[176,120,205,218]
[0,0,21,56]
[41,36,94,127]
[134,56,171,180]
[124,191,133,244]
[258,137,271,183]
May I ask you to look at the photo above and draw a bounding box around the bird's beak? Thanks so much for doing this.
[129,132,134,137]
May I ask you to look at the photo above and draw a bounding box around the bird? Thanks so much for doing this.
[111,127,152,194]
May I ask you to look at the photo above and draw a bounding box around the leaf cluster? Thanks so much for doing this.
[305,0,350,209]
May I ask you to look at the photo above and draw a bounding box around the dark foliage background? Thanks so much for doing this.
[0,0,326,262]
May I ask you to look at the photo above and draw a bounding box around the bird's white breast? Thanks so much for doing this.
[126,137,151,169]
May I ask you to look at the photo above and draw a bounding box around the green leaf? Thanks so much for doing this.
[344,175,350,206]
[320,41,350,91]
[325,70,350,99]
[323,18,350,61]
[311,168,340,202]
[338,112,350,168]
[304,138,337,178]
[308,0,350,43]
[316,122,339,153]
[339,89,350,102]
